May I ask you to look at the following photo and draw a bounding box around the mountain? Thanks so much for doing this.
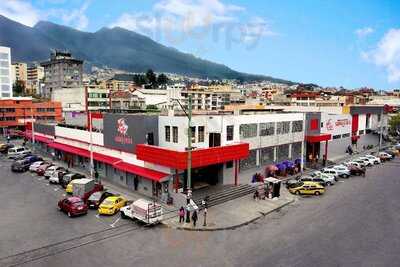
[0,15,293,83]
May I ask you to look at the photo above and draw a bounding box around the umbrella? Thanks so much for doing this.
[265,164,278,172]
[276,163,287,171]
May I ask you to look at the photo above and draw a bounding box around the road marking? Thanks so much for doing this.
[95,214,100,219]
[110,216,121,228]
[339,181,345,183]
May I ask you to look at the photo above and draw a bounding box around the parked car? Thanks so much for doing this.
[11,159,32,172]
[29,161,46,172]
[0,143,14,154]
[13,153,33,161]
[321,168,340,179]
[344,161,364,169]
[49,170,69,184]
[44,166,66,179]
[286,178,302,189]
[384,150,396,158]
[7,146,31,159]
[288,181,325,196]
[98,196,128,215]
[80,182,105,203]
[310,171,336,185]
[23,155,43,163]
[348,165,366,176]
[353,159,368,168]
[61,173,85,188]
[378,151,393,161]
[332,165,351,178]
[36,163,54,176]
[300,176,327,186]
[358,156,376,166]
[87,191,115,209]
[364,155,381,164]
[57,196,88,217]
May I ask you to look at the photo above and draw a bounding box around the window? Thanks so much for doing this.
[292,121,303,133]
[198,126,205,142]
[276,144,289,162]
[0,69,9,75]
[240,150,257,170]
[165,126,170,142]
[259,122,275,136]
[310,119,319,130]
[342,133,350,138]
[260,147,274,164]
[0,53,8,60]
[226,125,234,141]
[172,126,178,143]
[377,114,381,122]
[190,126,196,143]
[333,134,341,139]
[359,130,364,135]
[226,161,233,168]
[291,142,302,159]
[276,121,290,135]
[240,124,258,138]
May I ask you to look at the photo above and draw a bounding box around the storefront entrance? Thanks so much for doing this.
[306,141,320,162]
[184,163,222,190]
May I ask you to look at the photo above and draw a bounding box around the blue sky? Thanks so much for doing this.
[1,0,400,90]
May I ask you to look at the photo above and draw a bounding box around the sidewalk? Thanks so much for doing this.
[163,189,295,231]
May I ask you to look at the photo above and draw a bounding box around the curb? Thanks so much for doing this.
[165,198,296,232]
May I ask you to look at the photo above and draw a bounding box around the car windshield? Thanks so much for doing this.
[88,192,101,200]
[72,201,84,206]
[102,199,114,205]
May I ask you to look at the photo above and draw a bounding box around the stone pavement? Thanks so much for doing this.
[164,189,295,231]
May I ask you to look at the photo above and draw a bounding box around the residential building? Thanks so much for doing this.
[0,97,62,134]
[41,51,83,98]
[133,88,168,109]
[0,46,12,98]
[106,78,136,91]
[26,65,45,95]
[110,90,145,110]
[11,62,28,86]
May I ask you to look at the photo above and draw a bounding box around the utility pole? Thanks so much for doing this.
[89,111,94,180]
[31,107,35,152]
[300,112,306,173]
[186,94,193,223]
[378,108,383,152]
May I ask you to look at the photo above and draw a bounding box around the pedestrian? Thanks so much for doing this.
[179,206,185,223]
[51,151,56,160]
[253,189,259,201]
[94,169,99,181]
[191,210,198,227]
[322,154,327,166]
[7,135,10,143]
[203,207,207,226]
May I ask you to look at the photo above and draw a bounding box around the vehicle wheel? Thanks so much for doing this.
[57,206,62,211]
[344,174,350,178]
[295,190,301,195]
[120,211,127,219]
[68,212,72,217]
[314,191,320,196]
[326,181,332,186]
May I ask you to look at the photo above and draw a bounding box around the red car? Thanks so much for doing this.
[58,196,88,217]
[82,183,105,203]
[36,163,53,176]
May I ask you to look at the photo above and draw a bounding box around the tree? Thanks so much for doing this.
[389,114,400,135]
[146,69,157,87]
[157,73,168,85]
[13,80,25,96]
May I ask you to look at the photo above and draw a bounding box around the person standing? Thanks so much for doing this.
[192,210,198,227]
[179,207,185,223]
[203,207,207,226]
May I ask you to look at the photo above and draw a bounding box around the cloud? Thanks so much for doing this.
[0,0,41,27]
[59,0,90,30]
[362,28,400,82]
[240,17,276,45]
[355,27,374,38]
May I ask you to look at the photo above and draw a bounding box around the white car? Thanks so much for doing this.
[332,165,351,178]
[356,157,373,167]
[345,161,364,169]
[49,170,67,184]
[44,166,65,179]
[311,171,336,185]
[364,155,381,164]
[321,168,339,179]
[7,146,31,159]
[29,161,44,172]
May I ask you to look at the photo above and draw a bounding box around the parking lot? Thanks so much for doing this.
[0,156,142,263]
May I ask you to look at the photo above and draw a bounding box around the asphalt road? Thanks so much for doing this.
[1,154,399,267]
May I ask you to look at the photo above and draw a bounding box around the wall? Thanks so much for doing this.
[52,87,85,112]
[55,126,103,146]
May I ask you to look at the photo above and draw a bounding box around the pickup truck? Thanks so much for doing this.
[120,199,163,225]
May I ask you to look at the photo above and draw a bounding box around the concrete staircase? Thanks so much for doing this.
[192,184,255,208]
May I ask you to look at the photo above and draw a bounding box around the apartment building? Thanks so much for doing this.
[26,65,45,95]
[0,46,12,98]
[11,62,27,86]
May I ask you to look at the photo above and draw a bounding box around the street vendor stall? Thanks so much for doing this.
[264,177,281,198]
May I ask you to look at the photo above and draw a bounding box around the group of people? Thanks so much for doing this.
[178,199,208,227]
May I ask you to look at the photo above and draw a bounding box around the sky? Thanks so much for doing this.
[1,0,400,90]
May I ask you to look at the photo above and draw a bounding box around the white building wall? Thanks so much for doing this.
[0,46,12,98]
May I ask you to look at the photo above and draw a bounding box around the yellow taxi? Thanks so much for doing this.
[98,196,127,215]
[288,181,325,196]
[65,181,74,194]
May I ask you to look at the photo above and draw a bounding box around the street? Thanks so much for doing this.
[0,156,399,267]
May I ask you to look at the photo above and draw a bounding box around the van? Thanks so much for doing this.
[8,147,31,159]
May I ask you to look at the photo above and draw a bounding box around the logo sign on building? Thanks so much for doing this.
[321,114,352,135]
[103,113,159,153]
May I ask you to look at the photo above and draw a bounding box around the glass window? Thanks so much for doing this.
[342,133,350,138]
[0,68,9,75]
[277,121,290,135]
[190,126,196,143]
[0,53,8,60]
[172,126,178,143]
[358,130,364,135]
[165,126,170,142]
[333,134,341,139]
[240,150,257,170]
[0,77,9,83]
[1,84,10,91]
[240,124,258,138]
[292,121,303,133]
[226,161,233,168]
[291,142,302,159]
[260,147,274,165]
[198,126,205,142]
[276,144,289,162]
[226,125,234,141]
[0,61,8,68]
[260,122,275,136]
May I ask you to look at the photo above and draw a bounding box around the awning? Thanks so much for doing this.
[305,134,332,143]
[48,142,120,165]
[113,161,169,182]
[25,132,54,144]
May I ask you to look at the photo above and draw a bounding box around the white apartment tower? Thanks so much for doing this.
[0,46,12,98]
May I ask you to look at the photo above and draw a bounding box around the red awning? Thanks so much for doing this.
[305,134,332,143]
[113,161,169,182]
[48,142,120,165]
[25,132,54,144]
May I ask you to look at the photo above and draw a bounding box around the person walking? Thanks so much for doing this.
[203,207,207,227]
[191,210,198,227]
[178,207,185,223]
